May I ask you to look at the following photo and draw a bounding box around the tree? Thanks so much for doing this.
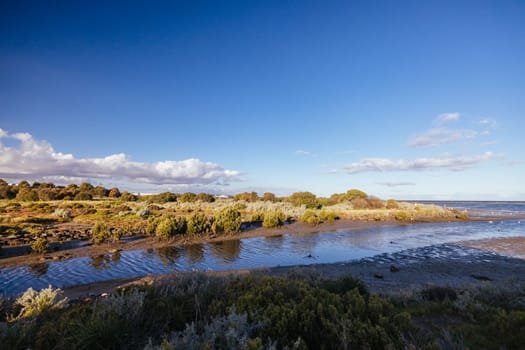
[108,187,121,198]
[79,182,94,194]
[93,186,109,197]
[287,191,319,209]
[196,192,215,203]
[74,192,93,201]
[0,179,15,199]
[234,192,259,202]
[179,192,197,203]
[120,192,137,201]
[262,192,277,202]
[16,188,39,201]
[344,189,368,201]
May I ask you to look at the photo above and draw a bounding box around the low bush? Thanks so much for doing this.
[12,285,68,320]
[187,213,211,234]
[155,215,187,239]
[262,210,287,228]
[92,222,110,244]
[318,210,339,221]
[301,210,320,225]
[31,237,49,254]
[386,199,399,209]
[212,207,242,233]
[394,211,412,222]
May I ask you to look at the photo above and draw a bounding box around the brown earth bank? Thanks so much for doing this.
[0,214,507,269]
[60,243,525,300]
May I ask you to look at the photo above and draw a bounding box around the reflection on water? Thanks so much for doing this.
[111,251,121,263]
[209,240,241,263]
[185,244,204,264]
[28,263,49,277]
[156,246,182,265]
[1,215,524,296]
[89,255,111,270]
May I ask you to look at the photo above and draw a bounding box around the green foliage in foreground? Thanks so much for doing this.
[1,274,524,349]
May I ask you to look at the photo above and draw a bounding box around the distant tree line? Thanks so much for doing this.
[0,178,394,209]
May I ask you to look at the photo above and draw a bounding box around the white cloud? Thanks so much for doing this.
[294,149,315,156]
[409,128,478,148]
[434,112,460,125]
[376,182,416,187]
[344,152,500,174]
[477,118,498,128]
[0,128,241,185]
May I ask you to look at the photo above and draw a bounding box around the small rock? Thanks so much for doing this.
[373,273,384,279]
[100,292,110,297]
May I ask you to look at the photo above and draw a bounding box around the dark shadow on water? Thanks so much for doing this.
[156,246,182,265]
[28,262,49,278]
[185,244,204,264]
[209,239,241,262]
[89,254,111,270]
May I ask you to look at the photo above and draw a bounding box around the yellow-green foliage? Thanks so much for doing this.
[250,212,265,222]
[287,191,319,209]
[212,207,242,233]
[155,215,187,239]
[386,199,399,209]
[262,210,287,228]
[31,237,49,254]
[187,212,211,234]
[394,211,412,222]
[92,222,110,244]
[318,210,339,222]
[301,210,321,225]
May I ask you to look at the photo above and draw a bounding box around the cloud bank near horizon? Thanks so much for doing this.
[0,128,241,186]
[344,152,500,174]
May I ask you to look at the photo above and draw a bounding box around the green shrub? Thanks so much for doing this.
[318,210,339,221]
[187,213,211,234]
[92,222,110,244]
[301,210,320,225]
[262,210,287,228]
[250,212,265,222]
[394,211,412,222]
[155,216,187,239]
[16,188,39,201]
[212,207,242,233]
[31,237,49,254]
[74,192,93,201]
[196,192,215,203]
[120,192,137,201]
[178,192,197,203]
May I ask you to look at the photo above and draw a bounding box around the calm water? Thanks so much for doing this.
[1,202,524,296]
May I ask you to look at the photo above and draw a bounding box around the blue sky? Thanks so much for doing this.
[1,0,524,199]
